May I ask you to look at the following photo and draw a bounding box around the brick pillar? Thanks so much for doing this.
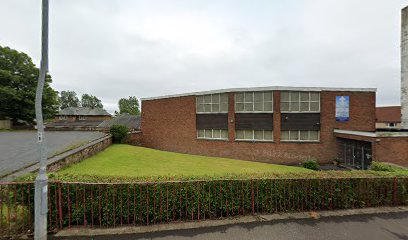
[274,91,281,143]
[228,92,235,142]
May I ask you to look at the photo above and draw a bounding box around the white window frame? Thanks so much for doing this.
[197,129,229,140]
[235,129,274,142]
[196,94,229,114]
[280,130,320,142]
[280,91,320,113]
[235,91,273,113]
[59,116,67,120]
[386,123,397,128]
[78,115,87,120]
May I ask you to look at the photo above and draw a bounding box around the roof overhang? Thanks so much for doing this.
[142,86,377,101]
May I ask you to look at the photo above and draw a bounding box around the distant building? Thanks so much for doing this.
[98,114,141,131]
[47,107,112,131]
[376,106,401,129]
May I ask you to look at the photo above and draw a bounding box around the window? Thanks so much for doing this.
[386,123,397,127]
[197,129,228,140]
[280,91,320,112]
[196,94,229,113]
[281,130,320,142]
[78,116,87,120]
[235,130,273,141]
[59,116,67,120]
[235,91,273,113]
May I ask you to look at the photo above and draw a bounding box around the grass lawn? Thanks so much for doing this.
[58,144,311,180]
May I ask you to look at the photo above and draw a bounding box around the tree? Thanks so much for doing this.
[81,94,103,109]
[118,96,140,115]
[0,45,59,122]
[59,90,80,109]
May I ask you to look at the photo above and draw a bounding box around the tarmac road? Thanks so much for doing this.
[0,131,105,178]
[53,211,408,240]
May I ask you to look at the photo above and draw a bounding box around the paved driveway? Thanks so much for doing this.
[0,131,106,178]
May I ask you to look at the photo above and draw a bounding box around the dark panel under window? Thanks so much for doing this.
[196,114,228,130]
[281,113,320,131]
[235,113,273,130]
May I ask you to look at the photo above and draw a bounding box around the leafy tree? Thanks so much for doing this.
[110,125,129,143]
[0,45,59,122]
[81,94,103,109]
[118,96,140,115]
[59,90,80,109]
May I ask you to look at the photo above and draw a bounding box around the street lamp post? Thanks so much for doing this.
[34,0,49,239]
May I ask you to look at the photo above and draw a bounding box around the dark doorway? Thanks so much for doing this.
[337,138,372,169]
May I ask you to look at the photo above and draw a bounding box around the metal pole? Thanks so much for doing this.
[34,0,49,239]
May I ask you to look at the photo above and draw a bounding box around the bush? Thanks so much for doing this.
[370,161,396,172]
[303,159,320,170]
[110,125,129,143]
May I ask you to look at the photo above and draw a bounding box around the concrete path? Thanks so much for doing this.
[0,131,105,178]
[53,207,408,240]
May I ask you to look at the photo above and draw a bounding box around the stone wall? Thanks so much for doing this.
[47,135,112,172]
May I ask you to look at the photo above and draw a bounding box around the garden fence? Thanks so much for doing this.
[1,177,408,237]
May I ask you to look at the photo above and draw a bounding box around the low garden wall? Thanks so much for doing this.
[1,177,407,237]
[47,135,112,172]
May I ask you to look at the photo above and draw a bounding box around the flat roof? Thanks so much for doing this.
[141,86,377,101]
[334,129,408,138]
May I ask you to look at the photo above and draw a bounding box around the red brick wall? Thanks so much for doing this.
[375,137,408,167]
[141,91,376,165]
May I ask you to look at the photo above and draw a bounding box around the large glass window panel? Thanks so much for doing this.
[281,131,290,140]
[300,102,309,112]
[264,131,273,140]
[205,129,212,138]
[309,131,319,140]
[291,102,300,112]
[236,103,244,111]
[244,103,253,111]
[236,93,244,102]
[289,131,299,140]
[290,92,300,101]
[254,102,263,111]
[281,102,289,111]
[198,129,205,138]
[281,92,290,101]
[264,92,273,101]
[212,104,220,112]
[245,92,254,102]
[300,131,309,140]
[254,130,264,140]
[310,92,320,101]
[244,130,253,139]
[221,130,229,139]
[213,129,221,139]
[310,102,320,111]
[220,103,228,112]
[264,102,273,111]
[236,130,245,139]
[300,92,309,101]
[254,92,263,102]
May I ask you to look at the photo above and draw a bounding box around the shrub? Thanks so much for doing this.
[303,159,320,170]
[110,125,129,143]
[370,161,396,172]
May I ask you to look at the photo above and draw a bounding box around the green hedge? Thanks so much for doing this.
[43,177,408,229]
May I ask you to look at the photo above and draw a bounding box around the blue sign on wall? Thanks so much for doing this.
[336,96,349,122]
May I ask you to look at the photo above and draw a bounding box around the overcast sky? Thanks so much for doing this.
[0,0,407,113]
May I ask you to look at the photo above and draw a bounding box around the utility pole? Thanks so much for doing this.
[34,0,49,239]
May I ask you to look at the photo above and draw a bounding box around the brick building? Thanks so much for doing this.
[47,107,112,131]
[140,87,387,167]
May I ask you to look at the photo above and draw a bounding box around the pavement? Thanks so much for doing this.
[0,131,105,178]
[53,207,408,240]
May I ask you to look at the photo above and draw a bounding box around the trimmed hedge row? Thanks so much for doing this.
[46,177,408,230]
